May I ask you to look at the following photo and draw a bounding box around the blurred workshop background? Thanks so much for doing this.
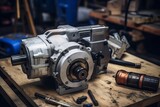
[0,0,160,64]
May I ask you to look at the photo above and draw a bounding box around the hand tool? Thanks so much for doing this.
[87,90,99,106]
[35,92,71,107]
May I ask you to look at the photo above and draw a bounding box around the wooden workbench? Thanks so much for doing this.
[0,53,160,107]
[89,11,160,36]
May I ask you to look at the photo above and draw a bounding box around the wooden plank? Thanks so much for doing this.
[0,53,160,107]
[23,0,36,36]
[0,66,39,107]
[89,11,160,36]
[0,77,26,107]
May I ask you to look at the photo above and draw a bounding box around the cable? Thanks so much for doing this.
[124,0,131,31]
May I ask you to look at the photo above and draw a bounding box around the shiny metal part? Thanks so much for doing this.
[11,25,110,94]
[108,31,130,59]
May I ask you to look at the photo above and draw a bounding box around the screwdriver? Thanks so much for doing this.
[35,92,71,107]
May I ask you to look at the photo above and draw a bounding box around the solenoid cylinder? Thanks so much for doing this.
[115,70,160,91]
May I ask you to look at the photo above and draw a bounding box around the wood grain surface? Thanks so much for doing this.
[0,53,160,107]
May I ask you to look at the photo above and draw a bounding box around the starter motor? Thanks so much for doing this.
[11,25,110,95]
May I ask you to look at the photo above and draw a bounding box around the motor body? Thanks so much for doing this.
[11,25,110,94]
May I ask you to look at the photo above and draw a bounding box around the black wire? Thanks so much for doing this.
[124,0,131,31]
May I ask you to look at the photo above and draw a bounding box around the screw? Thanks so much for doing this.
[84,57,88,60]
[65,81,68,84]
